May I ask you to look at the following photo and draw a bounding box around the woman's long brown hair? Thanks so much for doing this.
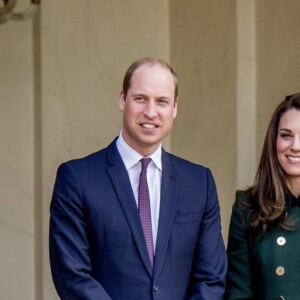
[248,92,300,233]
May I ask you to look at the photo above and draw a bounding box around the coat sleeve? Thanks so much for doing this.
[49,163,112,300]
[225,193,253,300]
[188,169,227,300]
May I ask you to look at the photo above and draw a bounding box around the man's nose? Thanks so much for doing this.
[144,101,157,118]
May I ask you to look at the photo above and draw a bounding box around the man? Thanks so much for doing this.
[49,57,227,299]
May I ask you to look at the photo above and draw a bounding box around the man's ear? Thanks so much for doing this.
[173,98,178,118]
[119,91,125,112]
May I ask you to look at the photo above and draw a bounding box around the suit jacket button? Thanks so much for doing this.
[277,236,286,246]
[153,285,159,292]
[276,266,285,276]
[277,296,284,300]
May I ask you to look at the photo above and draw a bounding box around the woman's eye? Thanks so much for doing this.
[280,133,292,139]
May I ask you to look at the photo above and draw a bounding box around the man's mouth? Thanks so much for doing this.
[141,123,157,129]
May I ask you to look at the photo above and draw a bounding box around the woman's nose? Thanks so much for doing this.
[292,136,300,151]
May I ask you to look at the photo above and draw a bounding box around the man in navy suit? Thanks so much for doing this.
[49,57,227,299]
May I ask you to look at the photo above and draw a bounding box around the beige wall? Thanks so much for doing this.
[170,0,237,242]
[0,19,35,299]
[1,1,300,299]
[256,0,300,155]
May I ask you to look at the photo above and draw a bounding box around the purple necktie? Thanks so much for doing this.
[138,158,154,265]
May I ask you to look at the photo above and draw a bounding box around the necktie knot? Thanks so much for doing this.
[140,157,151,172]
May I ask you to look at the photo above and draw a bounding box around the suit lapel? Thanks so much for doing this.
[105,140,153,276]
[153,150,178,281]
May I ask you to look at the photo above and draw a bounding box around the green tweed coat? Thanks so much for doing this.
[226,190,300,300]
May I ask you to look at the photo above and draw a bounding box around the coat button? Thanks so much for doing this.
[276,266,285,276]
[153,285,159,292]
[277,236,286,246]
[277,296,284,300]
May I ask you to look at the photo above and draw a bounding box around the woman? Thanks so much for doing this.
[226,92,300,300]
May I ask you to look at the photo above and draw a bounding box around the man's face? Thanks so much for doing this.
[119,63,177,157]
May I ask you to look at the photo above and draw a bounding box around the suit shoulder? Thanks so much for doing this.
[166,151,209,171]
[61,148,105,169]
[164,152,216,188]
[60,138,119,169]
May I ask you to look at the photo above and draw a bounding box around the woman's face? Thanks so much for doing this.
[277,108,300,188]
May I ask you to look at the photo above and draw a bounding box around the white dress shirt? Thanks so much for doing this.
[116,132,162,251]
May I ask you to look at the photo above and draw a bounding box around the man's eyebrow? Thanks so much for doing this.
[132,93,147,97]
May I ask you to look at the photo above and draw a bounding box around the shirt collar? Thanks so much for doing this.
[116,131,162,171]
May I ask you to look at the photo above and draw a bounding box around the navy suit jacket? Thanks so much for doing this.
[49,139,227,300]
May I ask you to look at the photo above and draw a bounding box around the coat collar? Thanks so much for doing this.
[153,150,178,281]
[286,190,300,207]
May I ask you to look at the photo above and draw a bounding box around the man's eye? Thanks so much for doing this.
[158,99,168,105]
